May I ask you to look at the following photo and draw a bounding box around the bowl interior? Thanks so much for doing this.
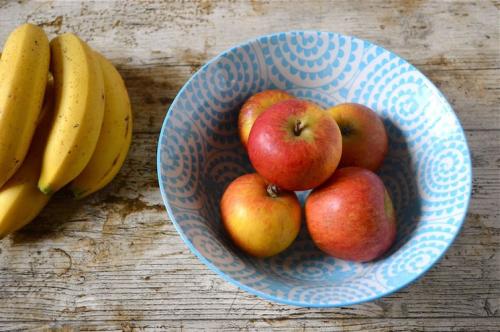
[158,31,471,307]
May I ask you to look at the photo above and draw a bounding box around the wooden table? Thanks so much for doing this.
[1,1,499,330]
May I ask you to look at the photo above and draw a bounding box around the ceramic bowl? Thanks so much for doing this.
[157,31,471,307]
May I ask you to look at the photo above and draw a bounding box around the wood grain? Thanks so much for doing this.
[2,318,500,332]
[0,0,499,331]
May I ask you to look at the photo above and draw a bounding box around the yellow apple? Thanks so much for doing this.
[238,90,294,149]
[220,173,301,258]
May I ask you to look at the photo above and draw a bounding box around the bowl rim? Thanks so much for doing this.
[156,30,472,307]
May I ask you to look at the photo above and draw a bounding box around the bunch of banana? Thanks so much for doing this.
[0,24,133,239]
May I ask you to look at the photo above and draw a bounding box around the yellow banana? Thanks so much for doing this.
[70,52,132,199]
[38,33,105,194]
[0,24,50,188]
[0,80,54,239]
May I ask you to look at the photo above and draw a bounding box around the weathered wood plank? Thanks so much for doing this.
[1,318,500,332]
[2,0,496,67]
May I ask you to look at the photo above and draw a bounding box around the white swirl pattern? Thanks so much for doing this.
[158,32,471,306]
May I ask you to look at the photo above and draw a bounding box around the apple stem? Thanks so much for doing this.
[266,184,280,198]
[294,120,304,136]
[340,123,354,137]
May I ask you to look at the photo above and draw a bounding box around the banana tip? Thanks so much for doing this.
[71,188,87,200]
[39,185,53,195]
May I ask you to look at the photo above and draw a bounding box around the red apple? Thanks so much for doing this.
[305,167,396,262]
[238,90,295,148]
[220,173,301,258]
[248,99,342,191]
[327,103,388,171]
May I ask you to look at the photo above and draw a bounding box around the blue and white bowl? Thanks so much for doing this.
[157,31,471,307]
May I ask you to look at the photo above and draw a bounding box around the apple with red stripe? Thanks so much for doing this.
[305,167,397,262]
[248,99,342,191]
[328,103,388,171]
